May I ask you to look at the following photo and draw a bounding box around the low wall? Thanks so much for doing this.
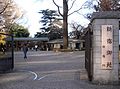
[0,57,13,73]
[0,33,14,73]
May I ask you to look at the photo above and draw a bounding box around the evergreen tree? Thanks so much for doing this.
[39,9,60,32]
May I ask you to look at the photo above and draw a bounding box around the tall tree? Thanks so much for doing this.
[38,9,63,40]
[48,25,63,40]
[0,0,14,15]
[35,25,63,40]
[34,32,48,38]
[53,0,91,49]
[39,9,60,32]
[0,0,23,32]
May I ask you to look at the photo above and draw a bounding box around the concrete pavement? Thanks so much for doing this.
[0,51,120,89]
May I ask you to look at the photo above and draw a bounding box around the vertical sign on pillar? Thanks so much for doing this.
[101,25,113,69]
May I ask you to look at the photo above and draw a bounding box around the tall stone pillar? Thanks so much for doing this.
[91,11,120,84]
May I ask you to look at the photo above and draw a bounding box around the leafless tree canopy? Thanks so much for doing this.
[0,0,23,32]
[52,0,93,16]
[70,22,84,39]
[94,0,120,11]
[52,0,93,49]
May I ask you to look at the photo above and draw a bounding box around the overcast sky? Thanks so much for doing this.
[14,0,90,37]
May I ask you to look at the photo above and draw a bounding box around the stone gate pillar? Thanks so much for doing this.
[91,11,120,84]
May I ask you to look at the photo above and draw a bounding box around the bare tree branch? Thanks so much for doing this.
[76,12,91,20]
[52,0,63,17]
[70,22,84,39]
[68,7,82,16]
[0,2,10,14]
[0,0,24,32]
[68,1,92,16]
[68,0,76,11]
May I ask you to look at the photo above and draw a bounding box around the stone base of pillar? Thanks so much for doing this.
[92,80,120,85]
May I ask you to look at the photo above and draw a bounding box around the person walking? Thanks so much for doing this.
[35,45,38,51]
[23,44,28,59]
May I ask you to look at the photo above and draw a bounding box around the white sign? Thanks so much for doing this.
[101,25,113,69]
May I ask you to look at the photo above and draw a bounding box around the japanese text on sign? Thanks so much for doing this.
[101,25,113,69]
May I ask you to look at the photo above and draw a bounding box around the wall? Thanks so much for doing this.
[92,19,119,84]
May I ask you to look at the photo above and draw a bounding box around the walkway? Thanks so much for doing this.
[0,51,120,89]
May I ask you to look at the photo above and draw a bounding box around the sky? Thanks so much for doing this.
[14,0,90,37]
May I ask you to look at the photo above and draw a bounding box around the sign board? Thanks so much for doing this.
[101,25,113,69]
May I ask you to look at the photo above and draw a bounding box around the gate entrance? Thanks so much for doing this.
[0,32,14,72]
[85,27,93,81]
[86,12,120,84]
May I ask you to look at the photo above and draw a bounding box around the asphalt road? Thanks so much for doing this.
[0,51,120,89]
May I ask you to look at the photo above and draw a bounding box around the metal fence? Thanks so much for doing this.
[0,32,14,72]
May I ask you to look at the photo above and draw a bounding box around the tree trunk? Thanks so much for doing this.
[63,0,68,49]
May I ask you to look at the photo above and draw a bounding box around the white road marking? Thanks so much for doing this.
[38,75,49,80]
[19,70,50,80]
[18,70,38,80]
[17,69,82,81]
[28,71,38,80]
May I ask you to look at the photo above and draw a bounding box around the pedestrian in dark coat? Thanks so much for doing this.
[23,44,28,59]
